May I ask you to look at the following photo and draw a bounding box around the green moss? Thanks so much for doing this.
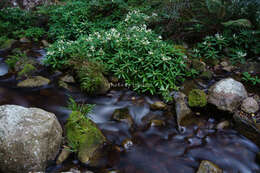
[200,70,213,80]
[74,61,110,94]
[65,111,106,162]
[0,36,15,50]
[188,89,207,107]
[18,64,36,77]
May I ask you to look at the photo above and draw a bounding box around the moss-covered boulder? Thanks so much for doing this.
[188,89,207,107]
[73,61,110,95]
[65,111,106,164]
[191,59,206,73]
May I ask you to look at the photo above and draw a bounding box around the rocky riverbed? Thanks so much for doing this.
[0,40,259,173]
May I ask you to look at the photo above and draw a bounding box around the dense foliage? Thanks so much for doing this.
[0,0,259,101]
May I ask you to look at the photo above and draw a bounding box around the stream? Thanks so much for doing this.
[0,43,259,173]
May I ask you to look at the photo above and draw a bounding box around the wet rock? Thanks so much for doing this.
[150,119,166,127]
[216,120,230,130]
[197,160,222,173]
[220,61,229,67]
[180,79,199,96]
[0,105,62,172]
[241,97,259,114]
[222,65,234,72]
[188,89,207,107]
[173,92,192,127]
[233,111,260,146]
[60,74,75,83]
[111,108,134,127]
[56,146,71,165]
[122,139,133,150]
[65,111,106,164]
[150,101,167,110]
[208,78,248,113]
[19,37,30,43]
[0,39,16,51]
[17,76,50,87]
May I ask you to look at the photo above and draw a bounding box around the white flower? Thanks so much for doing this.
[148,51,153,55]
[237,51,247,57]
[162,56,171,61]
[215,33,224,41]
[158,36,162,39]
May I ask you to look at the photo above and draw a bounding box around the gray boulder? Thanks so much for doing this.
[241,97,259,114]
[0,105,62,173]
[208,78,248,113]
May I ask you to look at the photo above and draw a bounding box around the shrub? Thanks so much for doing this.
[45,10,189,100]
[13,27,46,41]
[193,29,260,63]
[242,72,260,85]
[0,7,38,38]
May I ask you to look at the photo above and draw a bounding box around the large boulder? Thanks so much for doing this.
[0,105,62,173]
[208,78,248,113]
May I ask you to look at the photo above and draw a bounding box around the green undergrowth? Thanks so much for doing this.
[45,10,191,100]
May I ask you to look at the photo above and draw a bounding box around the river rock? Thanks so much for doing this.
[18,76,50,87]
[197,160,222,173]
[111,108,134,127]
[0,105,62,173]
[241,97,259,114]
[56,146,71,165]
[150,101,167,110]
[208,78,248,113]
[173,92,192,127]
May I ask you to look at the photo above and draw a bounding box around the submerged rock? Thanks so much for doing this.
[241,97,259,114]
[197,160,222,173]
[111,108,134,127]
[150,101,167,110]
[208,78,248,113]
[173,92,192,127]
[65,111,106,164]
[188,89,207,107]
[0,105,62,173]
[17,76,50,87]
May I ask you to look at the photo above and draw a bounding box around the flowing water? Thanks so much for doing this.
[0,44,259,173]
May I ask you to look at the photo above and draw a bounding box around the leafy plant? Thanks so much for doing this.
[68,97,95,117]
[242,72,260,85]
[13,27,45,41]
[45,10,189,101]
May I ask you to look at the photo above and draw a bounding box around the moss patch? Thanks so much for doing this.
[188,89,207,107]
[73,60,110,95]
[18,64,36,77]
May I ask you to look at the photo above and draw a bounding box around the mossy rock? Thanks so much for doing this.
[200,70,213,80]
[191,59,206,73]
[17,76,50,87]
[188,89,207,107]
[111,108,134,127]
[0,38,16,51]
[18,64,36,77]
[65,111,106,164]
[73,61,110,95]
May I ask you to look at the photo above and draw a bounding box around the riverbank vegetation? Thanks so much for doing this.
[0,0,259,101]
